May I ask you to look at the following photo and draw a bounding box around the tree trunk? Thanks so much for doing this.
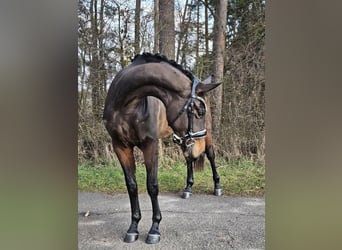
[196,2,200,59]
[158,0,175,59]
[210,0,227,141]
[89,0,106,120]
[90,0,100,119]
[99,0,106,94]
[135,0,141,54]
[204,0,209,57]
[153,0,159,53]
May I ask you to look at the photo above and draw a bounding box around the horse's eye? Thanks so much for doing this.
[198,108,206,117]
[194,103,206,118]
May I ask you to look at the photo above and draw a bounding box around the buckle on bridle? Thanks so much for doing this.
[172,133,194,148]
[185,138,195,147]
[172,134,183,145]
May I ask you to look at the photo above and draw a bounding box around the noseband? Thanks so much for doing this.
[170,78,207,148]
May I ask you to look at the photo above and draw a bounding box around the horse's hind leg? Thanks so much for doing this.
[114,145,141,243]
[206,144,223,196]
[182,158,194,199]
[141,139,162,244]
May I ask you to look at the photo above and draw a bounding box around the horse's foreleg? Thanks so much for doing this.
[182,158,194,199]
[141,140,162,244]
[114,145,141,243]
[206,144,223,196]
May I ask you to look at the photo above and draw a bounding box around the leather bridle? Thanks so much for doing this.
[169,78,207,148]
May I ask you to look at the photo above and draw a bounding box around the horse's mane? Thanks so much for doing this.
[131,52,194,81]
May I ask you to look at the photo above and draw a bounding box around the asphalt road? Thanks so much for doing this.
[78,192,265,249]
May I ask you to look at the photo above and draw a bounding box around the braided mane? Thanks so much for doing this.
[131,52,194,81]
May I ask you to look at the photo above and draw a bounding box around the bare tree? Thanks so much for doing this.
[154,0,159,53]
[204,0,209,57]
[210,0,227,140]
[89,0,106,120]
[176,0,189,63]
[196,1,200,59]
[134,0,141,54]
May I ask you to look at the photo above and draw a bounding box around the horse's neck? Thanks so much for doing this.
[110,63,190,109]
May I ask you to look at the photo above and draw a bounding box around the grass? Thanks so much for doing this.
[78,159,265,196]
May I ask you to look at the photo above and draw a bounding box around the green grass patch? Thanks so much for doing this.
[78,159,264,196]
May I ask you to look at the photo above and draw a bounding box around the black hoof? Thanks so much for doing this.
[181,191,192,199]
[214,188,223,196]
[146,233,160,244]
[124,232,138,243]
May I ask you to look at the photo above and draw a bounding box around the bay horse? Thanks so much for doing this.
[103,53,222,244]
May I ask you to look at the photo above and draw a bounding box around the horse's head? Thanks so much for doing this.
[169,75,220,159]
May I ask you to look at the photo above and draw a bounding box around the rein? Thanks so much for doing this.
[170,78,207,148]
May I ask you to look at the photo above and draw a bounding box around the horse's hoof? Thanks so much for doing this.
[146,233,160,244]
[181,191,192,199]
[124,232,138,243]
[214,188,223,196]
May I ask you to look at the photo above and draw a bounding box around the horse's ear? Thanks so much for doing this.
[196,79,221,94]
[201,75,213,85]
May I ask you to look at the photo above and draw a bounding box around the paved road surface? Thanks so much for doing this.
[78,192,265,249]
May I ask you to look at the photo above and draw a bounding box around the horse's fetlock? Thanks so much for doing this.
[153,213,162,223]
[213,175,220,182]
[188,178,194,186]
[132,212,141,222]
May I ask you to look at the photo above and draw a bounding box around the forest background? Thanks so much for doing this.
[78,0,265,168]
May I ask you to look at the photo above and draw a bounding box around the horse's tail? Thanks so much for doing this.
[194,153,205,171]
